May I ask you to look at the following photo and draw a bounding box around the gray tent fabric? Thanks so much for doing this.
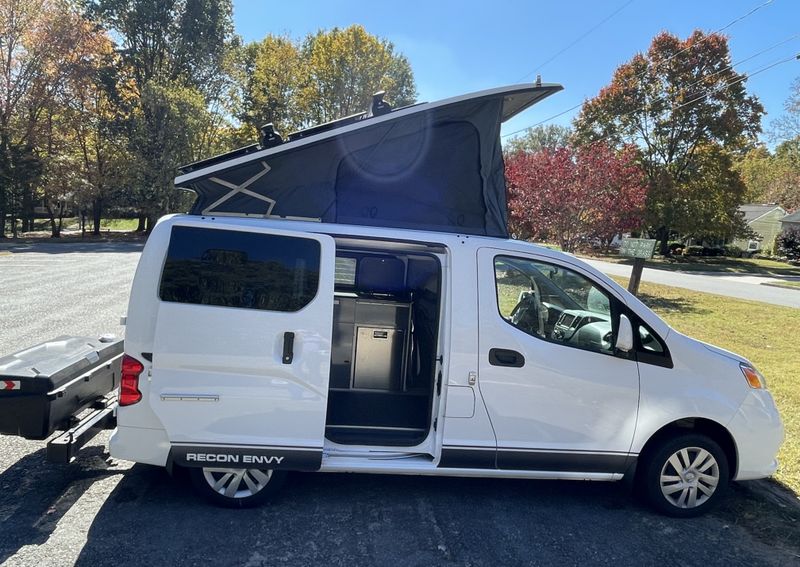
[178,84,562,238]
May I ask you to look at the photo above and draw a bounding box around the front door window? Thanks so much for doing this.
[494,256,616,355]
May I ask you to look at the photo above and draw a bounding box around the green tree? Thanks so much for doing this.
[298,25,416,125]
[88,0,233,89]
[65,33,133,235]
[672,144,750,242]
[776,226,800,260]
[88,0,234,229]
[735,139,800,211]
[129,81,213,226]
[574,31,763,254]
[770,77,800,142]
[504,124,572,155]
[232,35,305,141]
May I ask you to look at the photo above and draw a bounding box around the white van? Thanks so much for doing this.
[109,85,783,517]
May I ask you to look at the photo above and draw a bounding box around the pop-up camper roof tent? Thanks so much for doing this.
[175,83,563,238]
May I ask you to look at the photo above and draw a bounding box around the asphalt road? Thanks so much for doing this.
[582,258,800,309]
[0,241,797,566]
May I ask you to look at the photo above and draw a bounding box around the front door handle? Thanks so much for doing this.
[489,348,525,368]
[282,332,295,364]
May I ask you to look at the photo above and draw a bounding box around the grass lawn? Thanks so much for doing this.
[611,277,800,494]
[11,217,139,234]
[584,253,800,278]
[98,218,139,231]
[762,280,800,291]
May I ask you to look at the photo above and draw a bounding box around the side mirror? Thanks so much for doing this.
[616,314,634,353]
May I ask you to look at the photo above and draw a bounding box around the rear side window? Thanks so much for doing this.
[160,226,320,312]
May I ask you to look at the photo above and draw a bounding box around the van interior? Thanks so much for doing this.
[325,240,442,447]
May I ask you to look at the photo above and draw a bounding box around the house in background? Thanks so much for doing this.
[781,209,800,232]
[733,204,787,254]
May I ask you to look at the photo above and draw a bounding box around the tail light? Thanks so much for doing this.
[120,354,144,406]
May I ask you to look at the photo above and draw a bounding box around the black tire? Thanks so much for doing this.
[189,466,287,508]
[639,433,729,518]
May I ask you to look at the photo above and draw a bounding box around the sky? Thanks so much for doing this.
[232,0,800,144]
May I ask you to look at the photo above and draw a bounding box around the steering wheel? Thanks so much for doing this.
[510,288,546,338]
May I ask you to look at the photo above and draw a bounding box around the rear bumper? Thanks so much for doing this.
[727,390,784,481]
[109,425,171,467]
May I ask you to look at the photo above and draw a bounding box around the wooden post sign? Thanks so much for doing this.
[619,238,657,296]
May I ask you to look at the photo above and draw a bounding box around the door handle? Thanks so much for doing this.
[489,348,525,368]
[282,332,295,364]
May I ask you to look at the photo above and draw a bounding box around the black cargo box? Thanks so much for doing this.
[0,336,123,440]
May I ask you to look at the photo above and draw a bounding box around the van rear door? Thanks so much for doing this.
[151,220,334,470]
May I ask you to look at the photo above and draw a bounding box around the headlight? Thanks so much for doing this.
[740,363,767,389]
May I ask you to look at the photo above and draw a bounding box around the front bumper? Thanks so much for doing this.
[727,390,784,480]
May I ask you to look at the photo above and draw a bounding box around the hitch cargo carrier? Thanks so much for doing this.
[0,336,122,446]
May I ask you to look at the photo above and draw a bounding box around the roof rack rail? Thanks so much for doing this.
[177,92,417,174]
[178,144,261,175]
[287,111,368,142]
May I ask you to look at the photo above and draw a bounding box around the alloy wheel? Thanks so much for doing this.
[202,468,273,499]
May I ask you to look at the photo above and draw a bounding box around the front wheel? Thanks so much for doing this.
[189,466,287,508]
[639,433,729,518]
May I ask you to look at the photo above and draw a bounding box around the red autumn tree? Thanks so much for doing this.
[506,142,647,252]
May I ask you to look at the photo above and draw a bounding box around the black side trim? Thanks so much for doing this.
[438,446,632,474]
[170,445,321,471]
[439,447,496,469]
[498,449,630,473]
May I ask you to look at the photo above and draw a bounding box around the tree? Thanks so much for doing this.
[770,77,800,142]
[232,35,304,139]
[0,0,98,236]
[735,139,800,211]
[672,143,750,242]
[128,80,213,226]
[87,0,233,90]
[574,31,763,255]
[504,124,572,155]
[776,226,800,260]
[88,0,235,228]
[505,143,647,252]
[298,25,416,125]
[33,13,133,237]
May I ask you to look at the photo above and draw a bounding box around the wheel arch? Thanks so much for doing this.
[635,417,738,480]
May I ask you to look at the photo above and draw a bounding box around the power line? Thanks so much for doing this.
[604,33,800,123]
[502,102,583,138]
[502,34,799,140]
[672,52,800,113]
[515,0,636,83]
[639,0,775,77]
[586,51,800,146]
[504,0,781,140]
[676,32,799,95]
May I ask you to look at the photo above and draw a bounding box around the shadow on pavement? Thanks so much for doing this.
[72,468,793,567]
[0,446,120,564]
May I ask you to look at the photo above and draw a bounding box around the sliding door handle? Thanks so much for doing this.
[282,332,295,364]
[489,348,525,368]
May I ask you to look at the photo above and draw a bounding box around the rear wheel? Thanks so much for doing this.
[189,466,286,508]
[639,433,729,518]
